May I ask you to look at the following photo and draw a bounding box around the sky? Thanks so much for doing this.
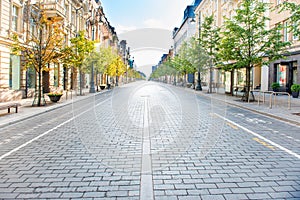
[100,0,195,77]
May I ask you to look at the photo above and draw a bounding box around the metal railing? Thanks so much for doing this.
[250,90,291,110]
[269,92,291,110]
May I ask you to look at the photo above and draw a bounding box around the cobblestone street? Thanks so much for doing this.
[0,82,299,199]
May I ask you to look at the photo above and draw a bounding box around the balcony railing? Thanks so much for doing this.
[41,0,66,19]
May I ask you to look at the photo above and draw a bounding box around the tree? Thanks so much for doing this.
[62,31,95,95]
[186,37,209,89]
[218,0,290,101]
[281,2,300,38]
[201,15,220,93]
[106,55,126,85]
[12,5,65,106]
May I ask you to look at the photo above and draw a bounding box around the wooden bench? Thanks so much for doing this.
[0,102,21,113]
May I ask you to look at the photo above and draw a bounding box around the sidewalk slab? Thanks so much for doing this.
[0,89,109,128]
[196,86,300,126]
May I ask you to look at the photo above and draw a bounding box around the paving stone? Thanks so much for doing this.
[39,192,62,198]
[16,193,40,198]
[0,193,19,199]
[187,189,209,195]
[237,182,259,187]
[230,188,254,194]
[216,183,238,188]
[246,193,271,199]
[209,188,232,195]
[174,184,196,190]
[195,183,217,189]
[269,192,293,198]
[272,185,296,192]
[201,194,226,200]
[178,196,201,200]
[106,191,128,197]
[82,192,106,198]
[252,186,275,193]
[290,191,300,198]
[224,193,249,200]
[165,190,188,195]
[257,181,279,187]
[154,196,177,200]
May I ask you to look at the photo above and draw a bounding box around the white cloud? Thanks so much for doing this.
[115,24,137,34]
[143,19,165,29]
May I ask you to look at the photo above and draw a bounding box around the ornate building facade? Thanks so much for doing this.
[0,0,117,101]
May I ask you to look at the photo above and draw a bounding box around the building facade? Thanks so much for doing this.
[0,0,117,102]
[194,0,300,94]
[268,0,300,92]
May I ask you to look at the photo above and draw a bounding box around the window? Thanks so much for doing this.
[283,21,288,42]
[12,5,19,31]
[277,64,286,86]
[9,54,21,90]
[277,0,282,5]
[27,68,36,89]
[292,62,297,84]
[54,64,59,87]
[293,22,299,41]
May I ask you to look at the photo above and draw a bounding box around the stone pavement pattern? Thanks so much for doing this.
[0,81,299,199]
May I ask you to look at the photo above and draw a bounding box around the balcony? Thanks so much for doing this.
[41,0,66,19]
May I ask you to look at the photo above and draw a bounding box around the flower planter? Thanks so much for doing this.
[292,91,299,98]
[48,95,62,102]
[100,85,106,90]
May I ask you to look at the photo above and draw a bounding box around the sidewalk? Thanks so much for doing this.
[196,86,300,126]
[0,89,109,128]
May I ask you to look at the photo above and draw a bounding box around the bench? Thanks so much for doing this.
[0,102,21,113]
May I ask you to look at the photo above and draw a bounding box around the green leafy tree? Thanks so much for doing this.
[201,15,220,93]
[186,37,209,89]
[62,31,94,95]
[280,2,300,38]
[218,0,290,101]
[12,5,65,106]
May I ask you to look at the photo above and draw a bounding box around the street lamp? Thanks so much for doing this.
[89,9,101,93]
[191,13,202,91]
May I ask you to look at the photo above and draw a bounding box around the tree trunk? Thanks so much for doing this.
[245,66,251,102]
[79,69,83,95]
[37,69,42,106]
[209,57,213,93]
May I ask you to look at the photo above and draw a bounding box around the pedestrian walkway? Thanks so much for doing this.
[0,89,108,128]
[196,86,300,126]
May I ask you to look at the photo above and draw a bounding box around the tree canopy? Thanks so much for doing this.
[218,0,290,100]
[11,5,66,106]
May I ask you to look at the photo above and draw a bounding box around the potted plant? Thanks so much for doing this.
[271,82,280,92]
[100,84,106,90]
[47,92,63,102]
[291,84,300,98]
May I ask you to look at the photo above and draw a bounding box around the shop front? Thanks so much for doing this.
[270,59,299,93]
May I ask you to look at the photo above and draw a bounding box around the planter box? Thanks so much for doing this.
[48,95,62,102]
[100,85,106,90]
[292,91,299,98]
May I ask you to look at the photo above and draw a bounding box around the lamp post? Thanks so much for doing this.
[89,11,96,93]
[191,13,202,91]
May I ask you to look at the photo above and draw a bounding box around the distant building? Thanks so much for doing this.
[172,5,197,55]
